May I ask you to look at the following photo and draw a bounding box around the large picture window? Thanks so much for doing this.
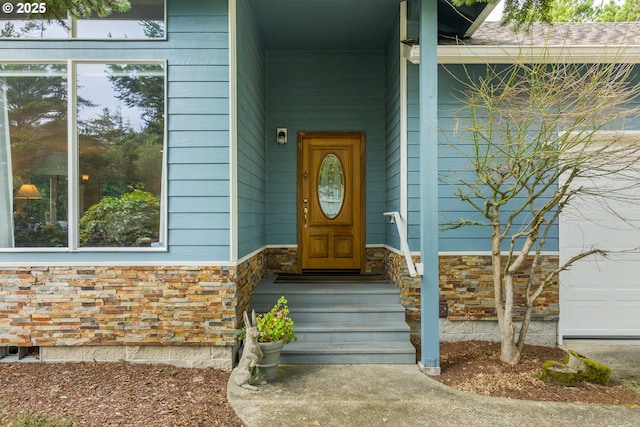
[0,0,165,39]
[0,64,68,248]
[0,61,166,250]
[77,62,165,248]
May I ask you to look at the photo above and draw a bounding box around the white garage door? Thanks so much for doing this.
[560,168,640,338]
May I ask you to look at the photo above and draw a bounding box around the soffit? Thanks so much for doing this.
[247,0,491,51]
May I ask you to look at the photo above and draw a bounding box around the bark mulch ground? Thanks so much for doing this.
[1,340,638,426]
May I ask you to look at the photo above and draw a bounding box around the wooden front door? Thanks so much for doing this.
[298,132,365,272]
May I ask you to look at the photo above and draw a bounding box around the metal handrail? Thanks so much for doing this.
[383,211,422,277]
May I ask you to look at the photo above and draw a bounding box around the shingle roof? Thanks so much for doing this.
[442,22,640,46]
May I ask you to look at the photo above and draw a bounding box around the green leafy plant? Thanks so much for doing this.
[234,327,246,342]
[256,296,297,344]
[79,189,160,247]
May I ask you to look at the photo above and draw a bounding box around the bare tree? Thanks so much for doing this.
[443,51,640,364]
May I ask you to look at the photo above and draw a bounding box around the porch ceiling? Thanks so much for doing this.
[248,0,492,51]
[248,0,401,50]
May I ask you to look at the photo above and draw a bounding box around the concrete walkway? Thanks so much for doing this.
[228,343,640,427]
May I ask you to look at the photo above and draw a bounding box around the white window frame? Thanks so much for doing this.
[0,0,167,41]
[0,59,168,253]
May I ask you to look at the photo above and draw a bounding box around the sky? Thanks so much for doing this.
[487,0,505,21]
[485,0,623,22]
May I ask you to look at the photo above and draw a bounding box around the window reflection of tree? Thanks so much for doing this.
[1,64,69,247]
[77,62,164,247]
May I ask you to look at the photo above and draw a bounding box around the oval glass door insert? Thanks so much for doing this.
[318,154,344,219]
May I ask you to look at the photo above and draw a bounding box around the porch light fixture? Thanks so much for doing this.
[277,128,287,145]
[16,183,43,200]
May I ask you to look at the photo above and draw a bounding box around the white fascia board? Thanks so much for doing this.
[405,44,640,64]
[438,45,640,64]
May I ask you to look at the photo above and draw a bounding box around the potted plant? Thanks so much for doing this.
[255,296,297,380]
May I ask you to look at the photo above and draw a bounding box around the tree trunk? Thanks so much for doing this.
[517,301,533,352]
[500,270,521,364]
[491,212,520,365]
[501,338,521,364]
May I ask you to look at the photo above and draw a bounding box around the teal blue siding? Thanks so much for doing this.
[407,63,421,251]
[265,51,387,246]
[436,65,558,252]
[236,0,267,258]
[0,0,232,263]
[169,131,229,148]
[384,17,402,250]
[406,64,562,252]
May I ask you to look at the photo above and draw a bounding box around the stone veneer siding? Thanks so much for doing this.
[265,247,298,273]
[383,250,559,321]
[235,250,267,319]
[264,246,387,274]
[0,265,239,369]
[386,250,559,345]
[1,251,559,365]
[439,254,560,322]
[383,248,421,314]
[439,255,560,347]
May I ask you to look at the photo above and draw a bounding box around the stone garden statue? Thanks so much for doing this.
[231,310,264,390]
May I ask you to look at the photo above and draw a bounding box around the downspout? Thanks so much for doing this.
[419,0,440,375]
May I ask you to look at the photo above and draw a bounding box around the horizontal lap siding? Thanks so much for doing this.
[236,0,266,259]
[167,0,231,261]
[385,18,402,250]
[407,64,421,251]
[265,51,387,246]
[407,64,559,252]
[436,65,558,252]
[0,0,232,263]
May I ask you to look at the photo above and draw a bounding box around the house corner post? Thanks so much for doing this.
[418,0,440,375]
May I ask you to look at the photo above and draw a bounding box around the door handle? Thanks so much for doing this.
[303,207,308,228]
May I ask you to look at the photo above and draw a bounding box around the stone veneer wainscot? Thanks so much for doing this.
[0,265,239,369]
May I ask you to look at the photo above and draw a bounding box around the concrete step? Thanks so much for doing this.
[250,303,407,323]
[293,322,411,342]
[280,342,416,364]
[252,287,401,306]
[250,274,416,365]
[251,275,401,306]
